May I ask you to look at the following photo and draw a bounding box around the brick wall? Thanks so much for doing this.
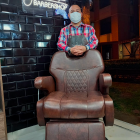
[0,0,82,133]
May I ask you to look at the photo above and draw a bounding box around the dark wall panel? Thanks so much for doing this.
[0,0,82,133]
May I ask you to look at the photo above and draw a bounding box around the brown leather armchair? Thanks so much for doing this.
[34,50,114,140]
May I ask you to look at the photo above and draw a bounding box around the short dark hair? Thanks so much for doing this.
[69,4,82,12]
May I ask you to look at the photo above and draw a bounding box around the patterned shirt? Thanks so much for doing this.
[57,22,98,52]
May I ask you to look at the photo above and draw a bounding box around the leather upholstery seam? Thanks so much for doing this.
[58,123,59,140]
[64,70,66,93]
[103,96,106,125]
[41,97,45,125]
[60,93,66,119]
[87,70,89,119]
[45,99,63,102]
[51,65,103,71]
[60,100,86,102]
[88,123,89,140]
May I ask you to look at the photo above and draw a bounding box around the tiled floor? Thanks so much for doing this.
[8,119,140,140]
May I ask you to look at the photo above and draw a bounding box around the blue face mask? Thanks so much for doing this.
[70,12,81,23]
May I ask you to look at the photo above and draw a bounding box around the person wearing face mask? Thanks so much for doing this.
[57,4,98,56]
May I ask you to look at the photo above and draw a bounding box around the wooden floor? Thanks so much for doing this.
[7,119,140,140]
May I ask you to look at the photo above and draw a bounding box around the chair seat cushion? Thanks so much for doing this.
[43,91,105,119]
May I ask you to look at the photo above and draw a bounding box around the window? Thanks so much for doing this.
[99,0,110,9]
[100,17,111,35]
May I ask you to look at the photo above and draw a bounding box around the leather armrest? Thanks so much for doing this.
[103,95,114,126]
[37,97,46,126]
[99,73,112,95]
[34,76,55,93]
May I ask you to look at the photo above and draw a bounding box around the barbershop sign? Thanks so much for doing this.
[22,0,68,11]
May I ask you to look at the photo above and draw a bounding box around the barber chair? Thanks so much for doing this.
[34,50,114,140]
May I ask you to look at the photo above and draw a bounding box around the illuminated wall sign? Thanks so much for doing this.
[22,0,69,19]
[23,0,68,11]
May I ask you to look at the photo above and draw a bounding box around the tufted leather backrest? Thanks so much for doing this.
[49,50,104,94]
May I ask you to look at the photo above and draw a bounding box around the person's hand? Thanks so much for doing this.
[70,46,83,56]
[70,46,87,56]
[76,45,87,53]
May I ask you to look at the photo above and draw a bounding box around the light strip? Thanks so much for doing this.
[23,0,33,6]
[23,0,68,10]
[45,0,68,6]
